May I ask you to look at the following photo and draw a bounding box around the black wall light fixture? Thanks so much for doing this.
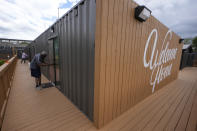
[50,26,54,33]
[135,5,152,22]
[179,39,184,44]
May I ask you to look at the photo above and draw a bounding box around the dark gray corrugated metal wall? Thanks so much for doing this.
[29,0,96,120]
[33,27,58,80]
[58,0,96,120]
[34,31,50,79]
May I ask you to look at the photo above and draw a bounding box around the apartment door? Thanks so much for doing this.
[48,37,60,86]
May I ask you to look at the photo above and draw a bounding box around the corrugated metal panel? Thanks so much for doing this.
[59,0,96,120]
[31,0,96,120]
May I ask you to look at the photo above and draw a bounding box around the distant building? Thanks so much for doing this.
[183,38,193,45]
[0,38,32,59]
[182,43,193,53]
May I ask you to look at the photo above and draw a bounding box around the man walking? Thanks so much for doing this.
[30,51,50,90]
[21,51,27,64]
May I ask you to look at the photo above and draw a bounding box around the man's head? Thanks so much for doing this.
[40,51,47,58]
[40,51,47,62]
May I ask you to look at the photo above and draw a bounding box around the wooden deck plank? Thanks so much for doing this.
[132,80,187,131]
[186,90,197,131]
[122,79,188,131]
[4,92,76,123]
[1,61,197,131]
[142,81,192,131]
[16,109,80,130]
[164,82,195,131]
[1,61,94,131]
[175,86,196,131]
[140,82,183,130]
[167,82,197,131]
[153,81,193,131]
[97,79,185,130]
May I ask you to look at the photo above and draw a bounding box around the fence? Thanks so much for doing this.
[180,53,197,69]
[0,46,13,60]
[0,46,26,60]
[0,56,17,128]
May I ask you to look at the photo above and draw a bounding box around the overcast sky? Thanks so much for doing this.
[0,0,196,40]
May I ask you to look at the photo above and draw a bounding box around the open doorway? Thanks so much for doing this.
[47,37,60,88]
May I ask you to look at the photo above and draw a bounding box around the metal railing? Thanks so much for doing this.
[0,56,17,128]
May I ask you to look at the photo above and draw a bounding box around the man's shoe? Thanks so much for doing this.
[36,86,42,90]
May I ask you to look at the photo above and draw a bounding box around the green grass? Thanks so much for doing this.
[0,60,5,66]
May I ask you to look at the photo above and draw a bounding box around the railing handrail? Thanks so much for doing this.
[0,56,16,77]
[0,55,17,128]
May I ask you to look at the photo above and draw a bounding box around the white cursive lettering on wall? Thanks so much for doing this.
[143,29,178,93]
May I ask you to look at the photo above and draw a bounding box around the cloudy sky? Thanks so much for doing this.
[0,0,196,40]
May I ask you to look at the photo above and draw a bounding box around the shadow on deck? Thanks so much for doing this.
[1,61,197,131]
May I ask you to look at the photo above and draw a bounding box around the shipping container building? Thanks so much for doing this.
[25,0,183,128]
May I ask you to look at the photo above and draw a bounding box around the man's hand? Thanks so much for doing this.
[48,63,55,66]
[39,63,55,66]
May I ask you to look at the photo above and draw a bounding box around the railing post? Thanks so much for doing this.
[0,78,6,108]
[2,73,9,96]
[0,77,6,130]
[0,116,2,129]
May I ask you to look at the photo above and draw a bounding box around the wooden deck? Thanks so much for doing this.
[2,61,197,131]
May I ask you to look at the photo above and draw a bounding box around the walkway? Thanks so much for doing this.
[2,61,197,131]
[2,61,95,131]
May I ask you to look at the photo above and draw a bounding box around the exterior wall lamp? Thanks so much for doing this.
[50,26,54,33]
[135,5,152,22]
[179,39,184,44]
